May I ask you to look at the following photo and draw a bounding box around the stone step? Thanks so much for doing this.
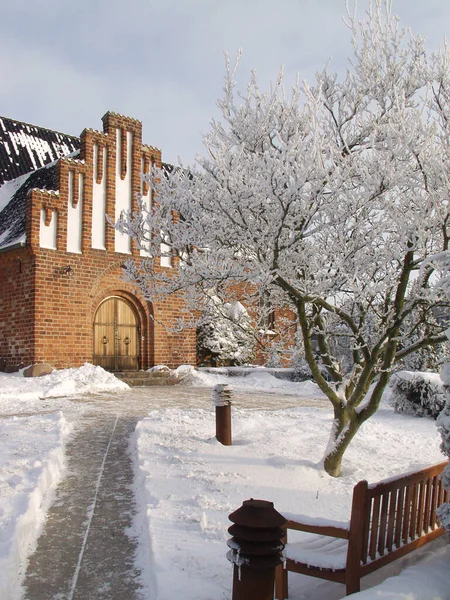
[114,370,180,387]
[115,370,171,379]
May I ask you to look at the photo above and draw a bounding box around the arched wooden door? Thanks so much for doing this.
[93,296,140,371]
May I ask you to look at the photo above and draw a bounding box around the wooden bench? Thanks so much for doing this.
[275,461,449,598]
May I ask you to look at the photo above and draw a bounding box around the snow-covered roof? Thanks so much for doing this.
[0,116,80,187]
[0,116,81,250]
[0,164,60,250]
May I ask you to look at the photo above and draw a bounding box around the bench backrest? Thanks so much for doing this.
[349,461,448,566]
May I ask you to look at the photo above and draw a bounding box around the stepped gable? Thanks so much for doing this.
[0,116,80,186]
[0,164,59,249]
[0,113,178,250]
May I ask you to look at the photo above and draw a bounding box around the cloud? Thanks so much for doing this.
[0,34,111,135]
[1,0,450,164]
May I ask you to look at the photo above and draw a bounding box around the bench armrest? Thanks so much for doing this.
[283,512,350,539]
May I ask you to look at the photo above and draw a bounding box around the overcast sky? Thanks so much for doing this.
[1,0,449,165]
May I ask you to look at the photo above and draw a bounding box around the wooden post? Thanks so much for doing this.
[345,479,369,595]
[216,404,232,445]
[274,527,288,600]
[212,384,233,445]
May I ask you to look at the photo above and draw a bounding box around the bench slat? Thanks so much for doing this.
[416,481,425,537]
[394,487,405,548]
[369,495,381,561]
[423,476,433,533]
[402,484,412,545]
[386,489,397,552]
[409,483,418,541]
[360,495,371,565]
[438,479,446,515]
[430,476,439,529]
[377,492,390,556]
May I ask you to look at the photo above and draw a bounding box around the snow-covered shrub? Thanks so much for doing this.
[291,355,313,381]
[400,342,449,372]
[265,346,282,368]
[197,297,254,366]
[436,402,450,534]
[437,364,450,534]
[389,371,446,420]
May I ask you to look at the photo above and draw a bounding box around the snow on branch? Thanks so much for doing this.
[116,0,450,476]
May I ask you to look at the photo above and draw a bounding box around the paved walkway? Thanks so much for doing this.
[20,386,326,599]
[22,414,142,599]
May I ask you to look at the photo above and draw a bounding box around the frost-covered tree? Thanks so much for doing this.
[436,365,450,535]
[433,261,450,534]
[425,27,450,533]
[397,312,449,372]
[197,296,254,366]
[120,1,450,476]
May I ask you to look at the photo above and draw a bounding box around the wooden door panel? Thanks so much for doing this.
[93,296,140,371]
[96,300,115,324]
[117,326,138,355]
[117,323,139,370]
[117,300,136,326]
[94,324,115,356]
[117,355,138,371]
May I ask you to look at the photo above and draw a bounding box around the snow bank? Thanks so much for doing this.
[0,364,128,412]
[351,543,450,599]
[0,412,69,599]
[133,404,444,600]
[175,365,325,398]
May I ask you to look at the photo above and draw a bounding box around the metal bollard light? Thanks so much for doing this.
[212,384,233,445]
[227,498,286,600]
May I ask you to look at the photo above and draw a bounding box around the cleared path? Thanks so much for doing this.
[20,386,326,599]
[22,414,144,599]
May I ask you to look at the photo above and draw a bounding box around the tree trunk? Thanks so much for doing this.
[323,451,343,478]
[323,414,361,477]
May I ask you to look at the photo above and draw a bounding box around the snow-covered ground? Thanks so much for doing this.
[0,364,449,599]
[0,412,68,597]
[0,364,128,598]
[132,402,448,599]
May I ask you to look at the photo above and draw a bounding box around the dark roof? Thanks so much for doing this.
[0,165,58,249]
[0,116,80,187]
[162,162,191,179]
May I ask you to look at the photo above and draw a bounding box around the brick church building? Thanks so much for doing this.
[0,112,196,371]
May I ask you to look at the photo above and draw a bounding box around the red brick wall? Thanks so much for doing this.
[253,307,298,366]
[28,248,196,369]
[0,247,36,366]
[0,112,197,370]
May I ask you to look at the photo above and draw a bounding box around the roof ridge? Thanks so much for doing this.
[0,115,80,141]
